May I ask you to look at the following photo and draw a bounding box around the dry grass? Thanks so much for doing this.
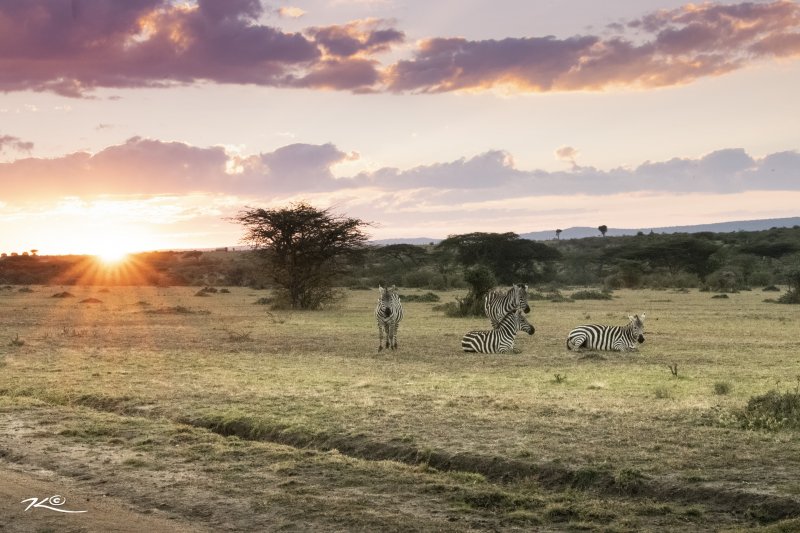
[1,286,799,530]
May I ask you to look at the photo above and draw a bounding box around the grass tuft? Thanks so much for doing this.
[9,334,25,347]
[714,381,732,395]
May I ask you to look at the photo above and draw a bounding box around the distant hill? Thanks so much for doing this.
[369,217,800,245]
[520,217,800,241]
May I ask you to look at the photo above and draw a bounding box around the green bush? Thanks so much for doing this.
[739,389,800,431]
[776,289,800,304]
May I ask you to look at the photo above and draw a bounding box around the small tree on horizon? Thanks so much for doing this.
[234,202,370,309]
[598,225,608,237]
[555,229,562,240]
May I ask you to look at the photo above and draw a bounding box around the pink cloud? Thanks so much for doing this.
[305,19,404,58]
[1,138,798,203]
[2,2,797,96]
[386,0,800,93]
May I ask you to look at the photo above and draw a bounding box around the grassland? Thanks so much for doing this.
[1,285,799,531]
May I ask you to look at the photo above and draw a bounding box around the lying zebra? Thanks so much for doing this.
[462,309,535,353]
[566,314,646,352]
[484,284,531,328]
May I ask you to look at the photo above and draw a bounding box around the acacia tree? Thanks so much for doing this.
[598,225,608,237]
[437,232,561,284]
[234,203,370,309]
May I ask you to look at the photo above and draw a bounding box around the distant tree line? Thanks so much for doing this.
[3,210,800,303]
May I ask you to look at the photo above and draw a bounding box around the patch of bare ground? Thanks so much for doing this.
[0,462,201,533]
[1,403,781,532]
[0,407,521,532]
[183,411,800,524]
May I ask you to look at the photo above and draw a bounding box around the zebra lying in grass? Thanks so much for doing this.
[484,284,531,328]
[376,285,403,351]
[566,314,646,352]
[462,309,535,353]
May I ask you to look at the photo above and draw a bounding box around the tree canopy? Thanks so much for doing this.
[234,203,370,309]
[437,232,561,284]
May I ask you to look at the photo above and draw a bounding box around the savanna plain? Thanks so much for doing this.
[1,285,799,532]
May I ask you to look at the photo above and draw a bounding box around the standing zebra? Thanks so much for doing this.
[566,314,646,352]
[484,284,531,328]
[375,285,404,351]
[462,309,535,353]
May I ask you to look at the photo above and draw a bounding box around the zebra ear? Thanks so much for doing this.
[640,313,646,322]
[628,315,635,322]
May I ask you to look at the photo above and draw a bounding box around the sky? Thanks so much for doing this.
[1,0,799,255]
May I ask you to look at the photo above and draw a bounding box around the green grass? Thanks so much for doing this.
[1,285,799,530]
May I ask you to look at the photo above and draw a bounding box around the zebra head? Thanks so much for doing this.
[517,308,535,335]
[379,285,398,317]
[498,308,534,336]
[513,283,531,314]
[627,313,646,343]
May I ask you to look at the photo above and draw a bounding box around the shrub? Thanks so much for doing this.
[440,265,495,317]
[762,285,781,292]
[738,389,800,431]
[547,290,573,303]
[711,294,729,299]
[704,270,742,293]
[776,289,800,304]
[401,269,449,290]
[641,271,700,289]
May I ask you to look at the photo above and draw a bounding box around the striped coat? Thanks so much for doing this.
[566,314,646,352]
[462,309,535,354]
[376,285,404,351]
[484,284,531,328]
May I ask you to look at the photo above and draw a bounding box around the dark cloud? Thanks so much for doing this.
[0,1,400,96]
[386,1,800,92]
[305,19,404,58]
[1,1,797,96]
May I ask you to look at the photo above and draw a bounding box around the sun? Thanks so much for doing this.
[93,239,135,264]
[96,248,131,264]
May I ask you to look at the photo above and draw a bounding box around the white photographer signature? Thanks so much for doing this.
[21,495,87,513]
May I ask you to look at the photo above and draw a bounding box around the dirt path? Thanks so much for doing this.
[0,462,202,533]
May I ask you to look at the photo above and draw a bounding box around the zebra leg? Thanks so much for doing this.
[378,323,384,352]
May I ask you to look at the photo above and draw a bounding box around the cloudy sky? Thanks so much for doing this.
[1,0,799,255]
